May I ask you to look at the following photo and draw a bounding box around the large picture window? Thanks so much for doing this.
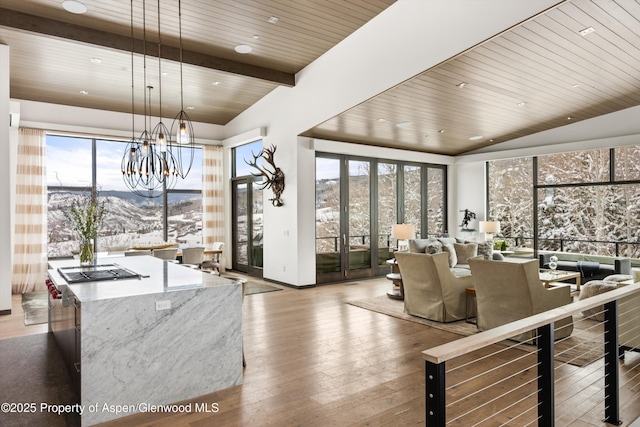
[46,134,202,258]
[488,145,640,258]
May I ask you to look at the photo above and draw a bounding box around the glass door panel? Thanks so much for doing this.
[251,182,263,269]
[377,162,397,267]
[233,182,248,272]
[316,157,342,280]
[232,179,263,276]
[427,167,445,236]
[348,160,371,273]
[404,165,422,238]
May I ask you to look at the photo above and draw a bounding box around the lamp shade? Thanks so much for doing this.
[392,224,416,240]
[479,221,500,234]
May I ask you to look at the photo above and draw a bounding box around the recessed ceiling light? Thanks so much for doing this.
[517,102,526,107]
[79,90,89,95]
[456,82,468,88]
[212,81,222,86]
[579,26,595,36]
[62,0,87,14]
[376,118,386,123]
[438,130,445,133]
[267,16,279,24]
[567,116,573,120]
[469,135,483,141]
[186,106,195,110]
[572,83,580,88]
[90,57,101,64]
[234,44,252,54]
[396,121,412,128]
[252,35,260,40]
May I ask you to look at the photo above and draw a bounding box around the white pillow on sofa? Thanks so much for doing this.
[442,244,458,268]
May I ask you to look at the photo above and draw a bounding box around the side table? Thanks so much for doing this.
[386,259,404,300]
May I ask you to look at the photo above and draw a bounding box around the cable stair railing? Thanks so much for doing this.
[422,283,640,426]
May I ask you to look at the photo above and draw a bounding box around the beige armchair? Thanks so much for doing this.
[468,258,574,341]
[395,252,473,322]
[619,290,640,356]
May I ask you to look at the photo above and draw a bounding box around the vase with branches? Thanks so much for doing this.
[65,194,106,266]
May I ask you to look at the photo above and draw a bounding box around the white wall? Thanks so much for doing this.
[223,0,558,286]
[449,162,486,241]
[0,45,12,312]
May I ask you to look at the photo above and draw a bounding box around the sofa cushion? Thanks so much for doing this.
[451,267,472,277]
[438,237,457,247]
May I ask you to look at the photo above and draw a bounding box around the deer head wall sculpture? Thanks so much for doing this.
[245,144,285,207]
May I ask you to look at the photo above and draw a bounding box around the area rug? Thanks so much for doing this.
[222,276,283,295]
[21,291,49,326]
[347,295,604,367]
[0,333,79,426]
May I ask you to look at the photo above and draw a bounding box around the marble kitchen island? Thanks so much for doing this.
[47,256,243,426]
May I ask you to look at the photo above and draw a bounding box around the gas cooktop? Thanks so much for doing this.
[57,264,141,283]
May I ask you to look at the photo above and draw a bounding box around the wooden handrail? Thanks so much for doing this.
[422,282,640,364]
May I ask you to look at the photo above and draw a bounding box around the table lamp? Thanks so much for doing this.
[392,223,415,252]
[479,220,500,241]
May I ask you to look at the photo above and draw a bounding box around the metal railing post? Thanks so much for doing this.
[603,300,622,426]
[537,323,554,427]
[425,361,446,427]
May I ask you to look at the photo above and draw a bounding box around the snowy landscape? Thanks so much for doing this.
[47,191,202,258]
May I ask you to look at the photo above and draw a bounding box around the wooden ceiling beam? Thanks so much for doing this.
[0,8,295,87]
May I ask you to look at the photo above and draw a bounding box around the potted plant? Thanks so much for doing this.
[66,194,106,266]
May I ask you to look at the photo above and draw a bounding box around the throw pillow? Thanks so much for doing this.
[425,242,443,254]
[476,242,493,260]
[454,242,478,264]
[442,244,458,268]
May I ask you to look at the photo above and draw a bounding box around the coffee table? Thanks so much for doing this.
[539,269,581,294]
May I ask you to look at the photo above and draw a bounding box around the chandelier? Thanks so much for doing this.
[121,0,194,198]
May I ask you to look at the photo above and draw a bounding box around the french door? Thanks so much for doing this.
[316,156,390,283]
[232,177,263,277]
[315,154,447,284]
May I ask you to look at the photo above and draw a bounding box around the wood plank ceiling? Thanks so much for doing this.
[302,0,640,155]
[2,0,640,155]
[0,0,394,124]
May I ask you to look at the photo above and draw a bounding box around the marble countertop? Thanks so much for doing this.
[48,256,239,302]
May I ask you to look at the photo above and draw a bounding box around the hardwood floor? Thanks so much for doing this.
[2,275,639,426]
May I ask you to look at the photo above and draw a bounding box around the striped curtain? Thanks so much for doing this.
[13,128,47,293]
[202,145,224,248]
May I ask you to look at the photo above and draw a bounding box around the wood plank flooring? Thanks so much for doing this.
[2,275,639,426]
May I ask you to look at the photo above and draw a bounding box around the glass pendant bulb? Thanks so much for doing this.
[158,132,167,152]
[177,122,189,144]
